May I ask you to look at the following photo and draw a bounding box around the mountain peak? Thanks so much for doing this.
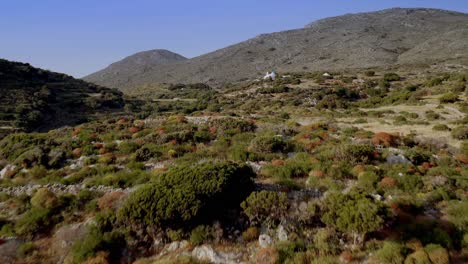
[85,8,468,90]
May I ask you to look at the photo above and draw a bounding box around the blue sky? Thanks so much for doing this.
[1,0,467,77]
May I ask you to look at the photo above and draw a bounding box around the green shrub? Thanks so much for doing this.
[432,124,450,131]
[357,171,380,191]
[118,141,139,154]
[189,225,213,246]
[383,73,401,82]
[30,188,59,209]
[425,111,440,121]
[29,165,48,179]
[313,228,339,255]
[364,70,375,77]
[17,241,36,257]
[344,144,375,163]
[241,191,288,227]
[451,126,468,140]
[258,85,290,94]
[424,244,449,264]
[15,207,54,238]
[404,250,431,264]
[405,148,432,165]
[249,135,289,153]
[119,162,255,230]
[426,77,444,87]
[167,229,185,242]
[276,241,306,264]
[321,191,387,245]
[242,226,260,242]
[374,241,405,264]
[134,144,162,161]
[439,93,459,104]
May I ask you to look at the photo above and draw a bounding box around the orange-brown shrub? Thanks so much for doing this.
[97,192,125,210]
[271,159,285,166]
[98,148,108,155]
[340,251,353,263]
[256,247,279,264]
[242,227,260,242]
[406,238,423,251]
[371,132,399,147]
[309,170,325,178]
[72,148,83,158]
[117,118,129,124]
[128,127,140,134]
[72,127,82,137]
[455,154,468,164]
[379,177,397,189]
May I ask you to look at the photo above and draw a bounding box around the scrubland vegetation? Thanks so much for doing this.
[0,69,467,263]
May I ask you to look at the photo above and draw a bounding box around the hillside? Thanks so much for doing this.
[84,8,468,90]
[84,49,187,91]
[0,59,125,137]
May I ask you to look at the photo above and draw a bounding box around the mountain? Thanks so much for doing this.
[0,59,124,137]
[84,49,187,90]
[84,8,468,90]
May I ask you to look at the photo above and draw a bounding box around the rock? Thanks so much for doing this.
[258,234,273,248]
[50,220,93,263]
[277,225,288,242]
[192,245,241,264]
[0,164,16,179]
[386,153,411,164]
[168,240,189,252]
[0,238,22,263]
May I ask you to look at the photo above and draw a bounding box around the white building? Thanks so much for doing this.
[263,71,277,80]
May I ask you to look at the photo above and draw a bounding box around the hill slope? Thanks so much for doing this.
[84,8,468,90]
[84,49,187,91]
[0,59,125,137]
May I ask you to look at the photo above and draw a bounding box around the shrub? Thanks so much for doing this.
[29,165,47,179]
[118,141,139,154]
[379,177,397,189]
[119,162,255,230]
[405,148,432,165]
[167,229,185,242]
[134,144,162,161]
[374,241,405,264]
[344,144,375,163]
[242,226,260,242]
[451,126,468,140]
[321,191,387,246]
[30,188,59,209]
[256,247,279,264]
[189,225,213,246]
[424,244,449,264]
[425,111,440,121]
[241,191,288,227]
[365,70,375,77]
[249,135,289,153]
[15,207,54,238]
[372,132,399,147]
[357,171,380,191]
[17,241,36,257]
[208,118,256,134]
[383,73,401,82]
[439,93,459,104]
[432,124,450,131]
[404,250,431,264]
[258,86,290,94]
[313,228,339,255]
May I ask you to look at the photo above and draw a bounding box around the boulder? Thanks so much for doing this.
[277,225,288,242]
[192,245,242,264]
[258,234,273,248]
